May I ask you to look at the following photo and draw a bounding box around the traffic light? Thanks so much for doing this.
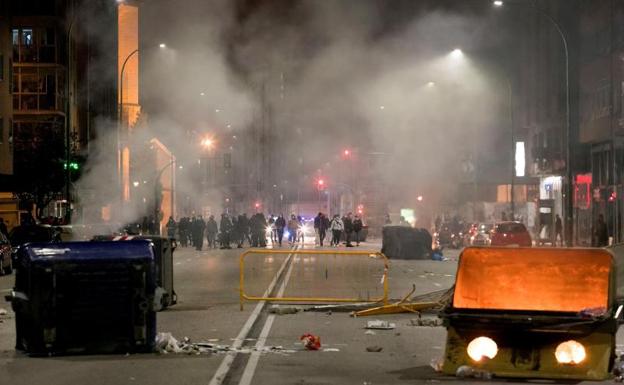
[63,161,79,171]
[317,179,325,190]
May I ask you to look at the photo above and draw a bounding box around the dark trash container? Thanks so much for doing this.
[6,241,156,355]
[381,225,432,259]
[92,235,177,311]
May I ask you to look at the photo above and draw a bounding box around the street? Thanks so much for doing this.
[0,241,621,385]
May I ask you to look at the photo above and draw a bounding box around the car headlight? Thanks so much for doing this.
[467,336,498,362]
[555,340,586,364]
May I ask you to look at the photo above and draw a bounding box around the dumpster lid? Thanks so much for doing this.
[453,247,612,313]
[21,240,154,261]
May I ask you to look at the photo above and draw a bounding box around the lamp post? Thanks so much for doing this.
[118,43,166,210]
[494,0,572,245]
[64,12,78,223]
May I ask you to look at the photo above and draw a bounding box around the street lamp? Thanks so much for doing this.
[118,42,167,208]
[450,48,463,59]
[494,0,571,245]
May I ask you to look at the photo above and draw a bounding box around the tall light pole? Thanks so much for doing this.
[64,11,78,223]
[494,0,572,245]
[118,43,166,209]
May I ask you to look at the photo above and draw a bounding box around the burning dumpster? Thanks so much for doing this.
[441,247,618,381]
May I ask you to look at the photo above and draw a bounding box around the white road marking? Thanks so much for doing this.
[238,249,297,385]
[208,248,295,385]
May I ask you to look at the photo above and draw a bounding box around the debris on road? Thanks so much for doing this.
[409,317,443,327]
[455,365,492,380]
[366,320,395,330]
[305,303,379,313]
[366,346,383,352]
[269,306,303,315]
[430,358,443,372]
[613,354,624,382]
[154,332,296,355]
[300,333,321,351]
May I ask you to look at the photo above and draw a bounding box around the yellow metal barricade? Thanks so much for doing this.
[240,249,389,310]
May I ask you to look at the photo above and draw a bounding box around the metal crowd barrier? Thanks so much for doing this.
[239,249,389,310]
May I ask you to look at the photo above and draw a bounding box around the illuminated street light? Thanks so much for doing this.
[343,149,351,157]
[201,137,214,148]
[417,195,423,202]
[379,105,385,110]
[133,181,139,187]
[426,81,435,87]
[200,92,205,96]
[450,48,463,59]
[493,0,504,6]
[159,43,167,49]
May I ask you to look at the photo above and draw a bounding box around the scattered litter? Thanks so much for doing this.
[430,358,443,372]
[301,333,321,351]
[409,317,443,327]
[613,354,624,381]
[269,306,302,315]
[366,320,396,330]
[364,330,376,335]
[155,332,295,355]
[322,348,340,352]
[455,365,492,380]
[366,346,383,353]
[155,332,183,353]
[0,308,7,316]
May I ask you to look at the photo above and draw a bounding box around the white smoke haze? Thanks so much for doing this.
[74,0,511,226]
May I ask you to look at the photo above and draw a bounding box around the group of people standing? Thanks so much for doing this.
[325,212,364,247]
[166,212,271,251]
[164,211,365,250]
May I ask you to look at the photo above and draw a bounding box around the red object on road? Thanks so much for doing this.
[300,333,321,350]
[489,221,532,247]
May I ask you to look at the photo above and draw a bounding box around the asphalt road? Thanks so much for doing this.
[0,240,620,385]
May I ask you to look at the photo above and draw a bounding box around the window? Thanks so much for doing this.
[21,29,33,46]
[11,29,18,46]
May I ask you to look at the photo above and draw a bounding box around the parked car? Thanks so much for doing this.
[490,221,532,247]
[469,223,494,246]
[0,232,12,275]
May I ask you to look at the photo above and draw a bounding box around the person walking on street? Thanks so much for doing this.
[318,213,329,247]
[330,214,344,247]
[166,216,177,239]
[193,216,206,251]
[343,212,354,247]
[275,214,286,247]
[594,214,609,247]
[353,215,363,246]
[206,215,218,248]
[268,215,276,245]
[287,214,299,246]
[220,213,233,249]
[314,212,322,246]
[554,214,563,246]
